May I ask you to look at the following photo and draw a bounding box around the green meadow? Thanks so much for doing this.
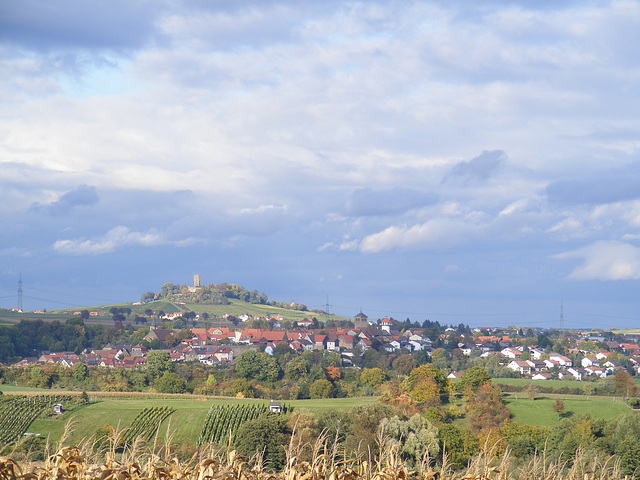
[493,378,593,392]
[504,395,631,427]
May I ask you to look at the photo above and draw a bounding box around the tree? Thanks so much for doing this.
[235,350,263,380]
[235,351,282,382]
[552,399,565,420]
[309,379,334,398]
[583,383,596,400]
[325,366,341,382]
[430,349,450,370]
[285,356,310,380]
[233,414,289,472]
[72,362,88,383]
[438,423,478,469]
[155,372,187,393]
[172,318,186,329]
[146,350,174,379]
[273,343,293,364]
[466,383,510,434]
[379,414,440,468]
[344,404,399,457]
[458,366,491,394]
[403,364,449,406]
[523,383,540,400]
[360,367,387,388]
[613,371,638,398]
[392,354,418,375]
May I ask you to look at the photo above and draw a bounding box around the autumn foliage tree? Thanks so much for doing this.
[458,366,491,394]
[552,399,566,420]
[613,370,638,398]
[402,364,450,407]
[360,367,387,388]
[465,382,510,434]
[392,354,418,375]
[325,366,341,382]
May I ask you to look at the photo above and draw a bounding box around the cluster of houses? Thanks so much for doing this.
[11,344,149,369]
[162,319,435,365]
[449,332,639,380]
[502,344,639,380]
[8,315,436,369]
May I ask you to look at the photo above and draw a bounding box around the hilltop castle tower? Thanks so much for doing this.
[193,274,201,288]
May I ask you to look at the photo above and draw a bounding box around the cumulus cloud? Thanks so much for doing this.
[53,226,173,255]
[360,217,481,253]
[555,240,640,280]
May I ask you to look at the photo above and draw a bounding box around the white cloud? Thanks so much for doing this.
[53,226,172,255]
[239,204,288,215]
[556,240,640,280]
[317,242,334,252]
[360,217,480,253]
[338,240,359,251]
[546,217,586,238]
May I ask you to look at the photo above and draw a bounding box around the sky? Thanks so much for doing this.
[1,0,640,329]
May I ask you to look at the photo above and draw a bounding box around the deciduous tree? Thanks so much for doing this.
[552,399,565,420]
[309,379,334,398]
[379,414,439,467]
[360,367,387,388]
[233,414,289,472]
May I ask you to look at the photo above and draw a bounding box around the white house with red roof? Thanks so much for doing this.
[549,354,572,367]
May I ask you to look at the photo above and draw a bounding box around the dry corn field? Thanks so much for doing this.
[0,422,630,480]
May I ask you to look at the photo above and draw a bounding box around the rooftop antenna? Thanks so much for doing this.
[18,274,23,312]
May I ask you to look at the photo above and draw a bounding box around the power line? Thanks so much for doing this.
[22,295,86,308]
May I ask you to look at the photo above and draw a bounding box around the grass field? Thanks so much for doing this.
[493,378,593,391]
[0,385,55,393]
[181,300,319,321]
[505,395,631,427]
[23,396,378,447]
[495,376,640,390]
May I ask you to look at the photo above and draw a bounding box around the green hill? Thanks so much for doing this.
[5,281,344,325]
[49,298,332,322]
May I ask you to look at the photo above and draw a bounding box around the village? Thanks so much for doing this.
[8,309,640,384]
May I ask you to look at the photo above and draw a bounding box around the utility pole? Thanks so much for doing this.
[18,274,23,312]
[324,295,331,325]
